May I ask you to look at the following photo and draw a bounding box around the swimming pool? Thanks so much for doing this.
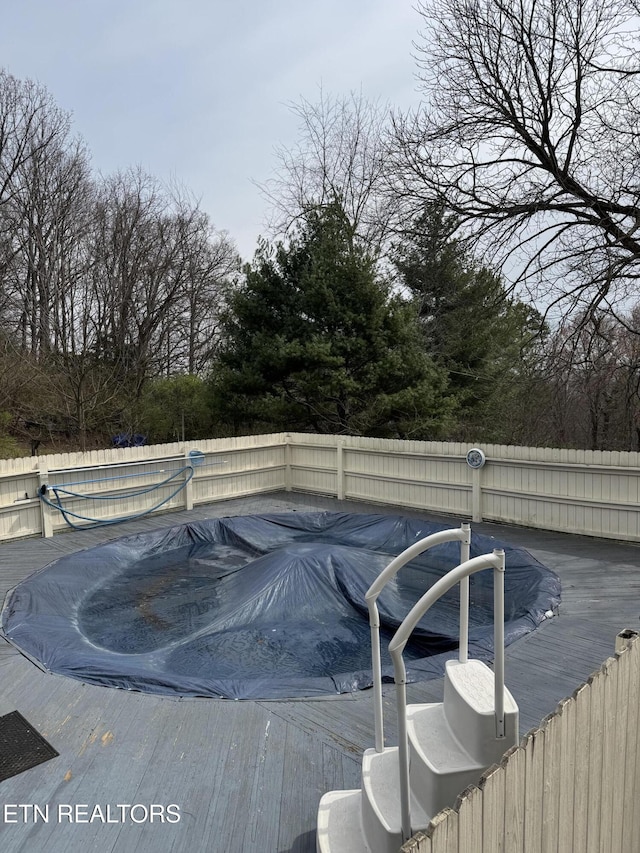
[0,512,561,699]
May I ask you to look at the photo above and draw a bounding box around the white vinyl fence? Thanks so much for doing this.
[401,630,640,853]
[0,433,639,540]
[0,433,288,540]
[288,435,640,541]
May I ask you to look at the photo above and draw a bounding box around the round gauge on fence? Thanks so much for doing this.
[466,448,486,469]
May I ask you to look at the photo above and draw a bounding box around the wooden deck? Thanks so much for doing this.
[0,491,638,852]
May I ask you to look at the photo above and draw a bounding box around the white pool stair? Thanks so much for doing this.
[316,524,519,852]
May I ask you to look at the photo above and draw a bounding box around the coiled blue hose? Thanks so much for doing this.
[39,464,195,530]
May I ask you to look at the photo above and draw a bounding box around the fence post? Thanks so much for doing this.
[470,467,481,522]
[38,464,54,538]
[284,434,292,491]
[615,628,639,654]
[336,438,345,501]
[466,448,486,522]
[183,448,194,511]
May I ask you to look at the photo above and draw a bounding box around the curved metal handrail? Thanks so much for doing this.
[364,523,471,752]
[388,548,506,843]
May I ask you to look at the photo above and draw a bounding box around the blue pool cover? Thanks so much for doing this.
[1,512,561,699]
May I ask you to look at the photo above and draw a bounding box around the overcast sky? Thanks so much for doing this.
[1,1,424,260]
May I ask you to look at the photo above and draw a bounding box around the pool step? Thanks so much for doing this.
[316,659,519,852]
[443,658,518,765]
[316,790,371,853]
[360,747,430,853]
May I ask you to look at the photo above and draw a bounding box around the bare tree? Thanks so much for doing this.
[259,89,394,256]
[91,170,238,394]
[4,139,92,357]
[393,0,640,322]
[0,70,83,354]
[533,304,640,449]
[0,71,239,451]
[614,304,640,447]
[155,211,239,376]
[0,73,102,449]
[0,69,71,210]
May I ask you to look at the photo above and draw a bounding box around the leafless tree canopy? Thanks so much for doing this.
[5,47,640,451]
[0,70,240,448]
[392,0,640,321]
[258,89,394,256]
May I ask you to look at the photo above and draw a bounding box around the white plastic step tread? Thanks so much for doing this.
[361,747,430,853]
[446,659,518,713]
[407,703,482,772]
[407,702,488,816]
[443,660,519,764]
[316,790,371,853]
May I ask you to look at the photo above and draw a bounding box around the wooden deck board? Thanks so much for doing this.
[0,491,637,852]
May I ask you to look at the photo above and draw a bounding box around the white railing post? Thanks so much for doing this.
[369,613,384,754]
[459,522,471,663]
[394,656,411,842]
[388,550,505,843]
[494,549,505,738]
[365,525,470,755]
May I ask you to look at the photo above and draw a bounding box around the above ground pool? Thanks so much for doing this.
[1,512,561,699]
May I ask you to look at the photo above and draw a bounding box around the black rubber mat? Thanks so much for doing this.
[0,710,58,782]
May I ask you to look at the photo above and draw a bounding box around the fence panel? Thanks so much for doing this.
[0,434,287,538]
[622,643,640,851]
[2,434,640,540]
[523,728,544,853]
[401,636,640,853]
[288,439,338,496]
[456,784,483,853]
[502,745,525,853]
[286,435,640,541]
[586,667,605,853]
[556,698,576,853]
[572,682,591,852]
[480,765,504,853]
